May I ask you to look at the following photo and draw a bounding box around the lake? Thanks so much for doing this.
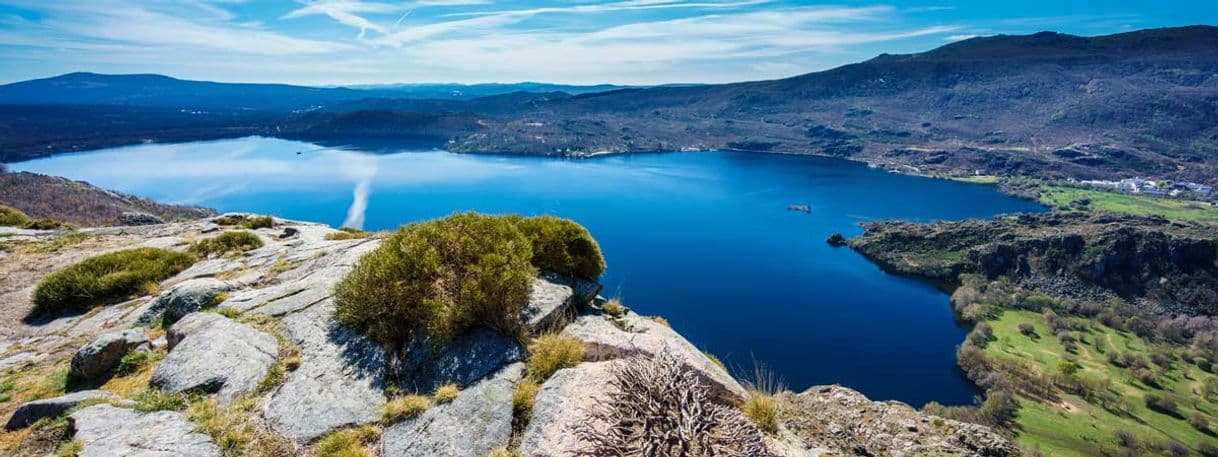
[9,136,1046,407]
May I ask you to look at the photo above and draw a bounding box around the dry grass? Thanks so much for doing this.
[488,447,522,457]
[381,395,430,424]
[645,316,670,328]
[99,349,163,398]
[601,299,624,317]
[324,227,373,241]
[526,334,585,382]
[512,378,540,421]
[186,396,295,457]
[742,391,780,434]
[314,425,379,457]
[433,383,459,404]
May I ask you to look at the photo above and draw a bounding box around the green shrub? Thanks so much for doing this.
[32,248,195,316]
[189,231,264,258]
[334,213,536,356]
[0,204,31,227]
[241,216,274,230]
[526,334,585,382]
[513,215,605,279]
[23,218,71,230]
[325,227,373,241]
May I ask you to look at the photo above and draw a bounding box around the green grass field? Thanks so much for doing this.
[1038,185,1218,225]
[949,175,1002,184]
[984,310,1218,456]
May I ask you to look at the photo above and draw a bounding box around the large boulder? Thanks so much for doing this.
[265,299,387,442]
[382,363,523,457]
[151,313,277,403]
[520,361,620,456]
[562,312,747,403]
[69,328,148,380]
[4,390,121,431]
[522,272,601,333]
[69,404,221,457]
[397,329,525,393]
[151,278,229,325]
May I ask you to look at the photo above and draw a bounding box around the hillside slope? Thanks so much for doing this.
[0,171,213,226]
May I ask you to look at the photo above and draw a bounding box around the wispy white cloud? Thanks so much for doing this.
[282,1,401,38]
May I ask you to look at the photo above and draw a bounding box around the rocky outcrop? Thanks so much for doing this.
[265,299,387,442]
[69,328,148,380]
[779,385,1019,457]
[151,312,278,402]
[69,404,221,457]
[562,312,747,403]
[397,329,525,394]
[4,390,121,430]
[521,361,619,456]
[382,363,524,457]
[523,272,601,333]
[850,213,1218,315]
[148,278,229,325]
[119,211,165,226]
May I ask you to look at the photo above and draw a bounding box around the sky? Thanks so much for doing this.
[0,1,1215,86]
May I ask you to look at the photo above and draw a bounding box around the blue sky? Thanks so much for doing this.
[0,1,1214,86]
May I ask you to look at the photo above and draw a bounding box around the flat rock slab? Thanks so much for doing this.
[69,404,221,457]
[265,299,387,442]
[151,312,277,403]
[382,363,524,457]
[398,328,525,393]
[520,361,620,456]
[522,272,601,333]
[563,312,747,404]
[4,390,120,431]
[70,328,148,380]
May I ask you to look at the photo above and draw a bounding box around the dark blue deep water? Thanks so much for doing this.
[11,136,1045,407]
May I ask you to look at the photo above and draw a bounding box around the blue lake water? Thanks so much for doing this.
[10,136,1046,407]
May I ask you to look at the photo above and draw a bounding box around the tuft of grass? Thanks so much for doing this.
[512,215,606,279]
[512,378,539,421]
[189,231,264,258]
[132,389,188,412]
[314,425,379,457]
[645,316,670,328]
[741,391,780,434]
[703,351,726,370]
[325,227,373,241]
[53,439,83,457]
[31,248,195,316]
[188,397,254,454]
[526,334,585,382]
[0,204,31,227]
[433,383,459,404]
[601,299,625,317]
[214,215,274,230]
[22,218,70,230]
[488,447,522,457]
[381,395,430,424]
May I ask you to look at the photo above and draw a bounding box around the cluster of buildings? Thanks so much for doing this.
[1074,177,1214,197]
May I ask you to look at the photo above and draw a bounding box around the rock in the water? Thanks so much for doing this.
[70,328,148,380]
[69,404,221,457]
[151,278,229,325]
[265,299,386,442]
[119,211,166,226]
[151,313,277,403]
[779,385,1019,457]
[522,272,601,333]
[398,328,525,393]
[521,361,620,456]
[382,363,523,457]
[563,312,747,403]
[825,232,847,247]
[4,390,120,431]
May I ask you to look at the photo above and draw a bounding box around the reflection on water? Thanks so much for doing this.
[11,136,1047,407]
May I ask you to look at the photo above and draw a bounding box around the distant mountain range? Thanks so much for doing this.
[1,25,1216,183]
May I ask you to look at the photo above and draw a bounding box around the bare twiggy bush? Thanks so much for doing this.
[577,350,774,457]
